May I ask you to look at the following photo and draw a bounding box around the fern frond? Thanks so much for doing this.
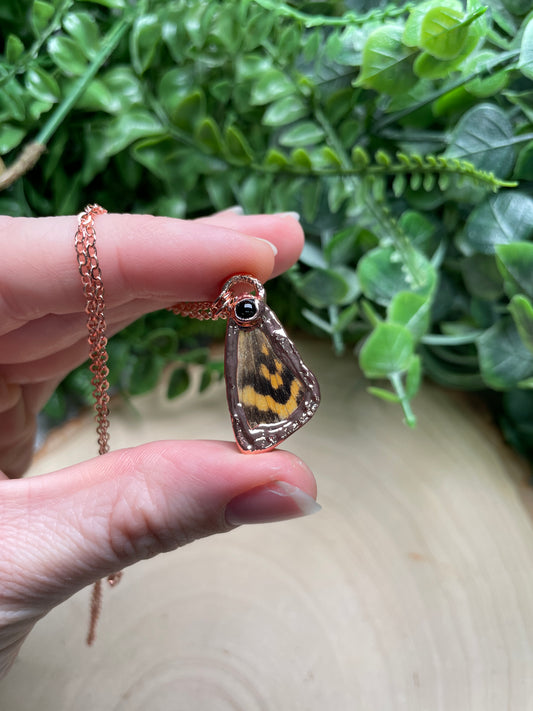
[250,1,414,28]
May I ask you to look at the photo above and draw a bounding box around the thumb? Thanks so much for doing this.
[1,441,318,616]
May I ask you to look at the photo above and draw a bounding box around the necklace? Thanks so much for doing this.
[75,203,320,642]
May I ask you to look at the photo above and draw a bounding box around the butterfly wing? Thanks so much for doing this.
[225,305,320,453]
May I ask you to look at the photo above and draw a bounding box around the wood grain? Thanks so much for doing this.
[1,342,533,710]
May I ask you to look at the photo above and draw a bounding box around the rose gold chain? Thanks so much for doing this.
[169,301,220,320]
[75,204,121,646]
[75,204,111,457]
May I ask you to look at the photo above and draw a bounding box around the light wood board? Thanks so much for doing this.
[1,342,533,710]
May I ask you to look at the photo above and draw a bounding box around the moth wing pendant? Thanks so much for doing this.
[224,298,320,453]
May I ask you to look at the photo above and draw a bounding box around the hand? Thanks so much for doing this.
[0,209,318,678]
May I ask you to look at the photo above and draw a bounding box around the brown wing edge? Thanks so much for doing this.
[224,305,321,453]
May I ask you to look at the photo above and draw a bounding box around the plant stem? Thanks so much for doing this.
[389,372,416,427]
[250,0,413,27]
[421,332,483,346]
[376,50,520,130]
[0,0,74,88]
[35,15,132,146]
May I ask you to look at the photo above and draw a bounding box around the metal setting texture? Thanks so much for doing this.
[171,273,321,453]
[224,292,320,453]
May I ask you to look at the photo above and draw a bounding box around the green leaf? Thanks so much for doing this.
[102,66,143,112]
[388,291,430,341]
[420,7,484,60]
[290,147,312,170]
[128,355,165,396]
[355,25,417,96]
[264,148,290,169]
[169,91,205,132]
[195,117,223,154]
[458,193,533,256]
[262,95,307,126]
[509,295,533,354]
[413,30,478,79]
[496,242,533,300]
[25,66,60,103]
[64,368,94,406]
[28,99,53,121]
[100,109,165,157]
[130,14,161,75]
[250,69,294,105]
[225,125,253,163]
[209,8,241,52]
[461,254,504,300]
[445,104,514,177]
[403,0,463,47]
[31,0,55,36]
[5,34,24,63]
[0,124,25,154]
[359,322,415,377]
[515,139,533,181]
[464,51,509,98]
[235,54,272,82]
[477,318,533,389]
[321,146,343,169]
[398,210,435,253]
[0,80,26,122]
[47,36,88,76]
[351,146,370,169]
[62,11,101,59]
[518,17,533,81]
[167,367,190,399]
[71,78,120,113]
[106,340,132,387]
[84,0,125,6]
[324,227,358,267]
[182,2,216,48]
[243,8,275,50]
[297,268,351,308]
[279,121,325,147]
[297,179,320,223]
[358,247,436,306]
[144,327,178,357]
[43,388,67,421]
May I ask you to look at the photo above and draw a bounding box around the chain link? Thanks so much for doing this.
[169,301,220,320]
[75,204,119,646]
[75,203,110,457]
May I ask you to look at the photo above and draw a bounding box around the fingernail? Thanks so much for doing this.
[274,211,300,221]
[226,205,244,214]
[225,481,321,526]
[254,237,278,255]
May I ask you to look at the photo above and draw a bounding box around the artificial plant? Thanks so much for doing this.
[2,0,533,461]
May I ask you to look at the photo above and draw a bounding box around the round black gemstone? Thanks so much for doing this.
[235,298,258,321]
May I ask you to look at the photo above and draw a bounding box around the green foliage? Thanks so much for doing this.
[2,0,533,462]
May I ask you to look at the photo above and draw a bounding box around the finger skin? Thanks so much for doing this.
[0,441,316,611]
[0,212,303,330]
[0,440,316,678]
[0,211,304,476]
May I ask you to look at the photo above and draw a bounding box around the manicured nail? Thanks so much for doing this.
[226,205,244,214]
[254,237,278,255]
[225,480,321,526]
[275,211,300,221]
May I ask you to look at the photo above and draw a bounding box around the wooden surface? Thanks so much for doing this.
[1,341,533,710]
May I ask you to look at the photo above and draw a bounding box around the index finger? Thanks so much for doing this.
[0,211,304,328]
